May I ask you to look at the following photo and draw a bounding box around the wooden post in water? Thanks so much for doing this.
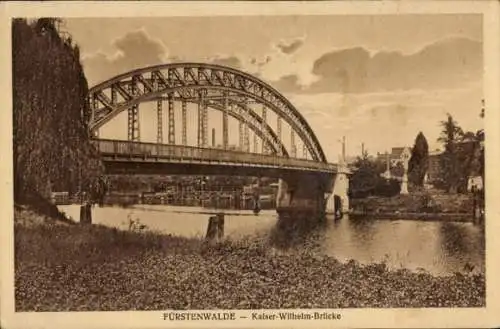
[79,203,92,225]
[206,213,225,240]
[206,215,218,240]
[217,212,225,239]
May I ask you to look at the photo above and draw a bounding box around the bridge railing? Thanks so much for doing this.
[93,139,337,173]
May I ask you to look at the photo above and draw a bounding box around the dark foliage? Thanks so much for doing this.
[12,18,103,203]
[374,178,401,197]
[437,113,484,193]
[349,153,400,198]
[408,132,429,187]
[437,114,464,193]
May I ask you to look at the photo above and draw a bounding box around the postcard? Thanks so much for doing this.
[1,1,499,328]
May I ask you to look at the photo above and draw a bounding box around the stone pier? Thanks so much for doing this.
[326,168,350,216]
[276,172,336,219]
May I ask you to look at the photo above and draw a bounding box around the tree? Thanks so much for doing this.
[437,114,464,193]
[13,18,103,204]
[349,151,395,198]
[408,132,429,187]
[459,129,484,192]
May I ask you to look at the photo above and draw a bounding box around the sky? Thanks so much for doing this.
[63,14,484,163]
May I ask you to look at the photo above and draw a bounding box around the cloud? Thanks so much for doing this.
[209,55,242,69]
[82,29,169,86]
[309,47,371,93]
[276,38,305,55]
[270,74,304,93]
[270,37,482,95]
[290,82,481,147]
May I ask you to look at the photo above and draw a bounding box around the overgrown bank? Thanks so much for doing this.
[15,209,485,311]
[350,191,480,221]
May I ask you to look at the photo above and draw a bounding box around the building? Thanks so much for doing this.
[378,147,412,166]
[377,147,411,180]
[467,176,483,192]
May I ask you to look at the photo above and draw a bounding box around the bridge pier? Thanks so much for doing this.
[276,167,350,220]
[326,165,350,216]
[276,173,334,219]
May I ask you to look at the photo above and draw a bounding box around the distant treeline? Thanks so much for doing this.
[12,18,103,203]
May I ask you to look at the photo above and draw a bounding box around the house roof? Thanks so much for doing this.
[391,147,406,157]
[375,147,410,163]
[386,147,410,161]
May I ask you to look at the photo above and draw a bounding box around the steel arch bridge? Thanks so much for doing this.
[88,63,336,177]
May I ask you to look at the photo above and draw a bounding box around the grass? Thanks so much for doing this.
[14,208,485,311]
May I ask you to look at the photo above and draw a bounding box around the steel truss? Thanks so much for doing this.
[88,63,327,162]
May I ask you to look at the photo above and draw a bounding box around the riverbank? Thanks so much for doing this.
[348,211,473,222]
[14,207,485,310]
[350,191,482,222]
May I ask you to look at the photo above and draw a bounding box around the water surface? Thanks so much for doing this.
[59,204,485,276]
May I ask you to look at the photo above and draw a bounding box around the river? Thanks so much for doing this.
[58,204,485,276]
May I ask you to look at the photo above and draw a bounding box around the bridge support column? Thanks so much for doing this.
[326,166,350,216]
[244,124,250,152]
[261,106,268,154]
[127,80,140,141]
[253,132,258,153]
[222,93,229,150]
[198,91,203,147]
[168,93,175,144]
[127,105,140,141]
[290,130,297,157]
[238,120,244,151]
[157,100,163,143]
[277,117,282,141]
[181,100,187,145]
[223,111,228,150]
[276,173,334,219]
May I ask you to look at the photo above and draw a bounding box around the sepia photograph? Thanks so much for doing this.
[1,1,500,328]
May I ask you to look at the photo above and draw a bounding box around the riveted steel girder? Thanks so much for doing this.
[88,63,327,162]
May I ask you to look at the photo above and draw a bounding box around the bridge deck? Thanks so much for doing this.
[93,139,337,174]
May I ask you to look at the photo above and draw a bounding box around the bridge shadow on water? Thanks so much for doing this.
[267,214,330,252]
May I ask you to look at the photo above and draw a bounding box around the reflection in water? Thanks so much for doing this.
[58,204,484,276]
[438,222,485,274]
[268,215,328,251]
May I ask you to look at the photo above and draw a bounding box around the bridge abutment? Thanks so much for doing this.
[326,166,350,216]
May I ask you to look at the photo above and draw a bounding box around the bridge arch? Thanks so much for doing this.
[88,63,327,162]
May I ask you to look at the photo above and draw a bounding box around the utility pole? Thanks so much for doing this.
[342,136,346,161]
